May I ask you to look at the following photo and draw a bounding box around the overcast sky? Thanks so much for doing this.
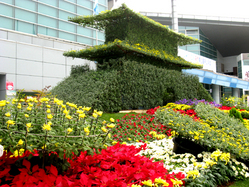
[113,0,249,19]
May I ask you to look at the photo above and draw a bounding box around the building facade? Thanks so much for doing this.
[139,11,249,103]
[0,0,108,100]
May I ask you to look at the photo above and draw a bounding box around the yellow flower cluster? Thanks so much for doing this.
[164,103,191,110]
[186,170,200,179]
[149,131,166,140]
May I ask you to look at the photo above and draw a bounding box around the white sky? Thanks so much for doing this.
[113,0,249,19]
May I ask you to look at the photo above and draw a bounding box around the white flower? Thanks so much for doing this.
[0,145,4,157]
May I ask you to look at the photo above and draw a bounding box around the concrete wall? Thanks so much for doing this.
[0,29,96,92]
[223,55,238,73]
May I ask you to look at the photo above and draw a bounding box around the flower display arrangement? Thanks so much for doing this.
[1,96,249,186]
[156,101,249,162]
[0,96,115,175]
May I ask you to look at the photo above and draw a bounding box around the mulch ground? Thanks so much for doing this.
[217,181,235,187]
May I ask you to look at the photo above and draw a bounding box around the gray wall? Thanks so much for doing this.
[0,29,96,93]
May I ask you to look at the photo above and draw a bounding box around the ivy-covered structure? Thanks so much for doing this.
[53,4,212,112]
[64,4,202,70]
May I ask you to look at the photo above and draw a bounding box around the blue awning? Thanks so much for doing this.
[183,69,249,90]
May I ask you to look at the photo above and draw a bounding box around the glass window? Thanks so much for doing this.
[77,26,93,37]
[59,31,75,41]
[98,32,105,40]
[244,60,249,65]
[99,0,107,5]
[59,1,75,13]
[38,15,57,28]
[186,26,198,30]
[38,4,57,18]
[38,26,57,37]
[98,40,104,45]
[0,4,13,17]
[178,30,185,34]
[0,16,13,30]
[15,9,36,23]
[77,0,92,9]
[59,21,75,33]
[67,0,77,3]
[15,21,36,35]
[186,30,198,35]
[77,36,92,45]
[59,10,75,21]
[1,0,13,5]
[99,5,106,13]
[15,0,36,11]
[178,26,186,30]
[179,46,187,50]
[77,6,92,16]
[187,45,199,51]
[38,0,57,7]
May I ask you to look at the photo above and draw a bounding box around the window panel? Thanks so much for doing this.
[77,36,92,45]
[15,9,36,23]
[179,46,187,50]
[15,0,36,11]
[38,0,57,7]
[59,21,75,33]
[98,32,105,40]
[59,31,75,41]
[0,16,13,29]
[59,1,75,13]
[38,15,57,28]
[38,26,57,37]
[187,45,199,51]
[178,26,186,30]
[77,0,92,9]
[186,30,198,35]
[38,4,57,18]
[99,5,106,13]
[77,26,92,37]
[16,21,36,35]
[99,0,107,5]
[77,6,92,16]
[1,0,13,5]
[98,41,104,45]
[67,0,77,3]
[0,4,13,17]
[59,10,75,21]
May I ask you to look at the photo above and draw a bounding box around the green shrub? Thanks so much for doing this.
[52,59,212,112]
[229,108,244,122]
[241,111,249,119]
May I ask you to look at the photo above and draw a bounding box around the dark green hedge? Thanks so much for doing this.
[51,59,212,112]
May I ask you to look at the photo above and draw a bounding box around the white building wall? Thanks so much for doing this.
[216,51,224,73]
[223,56,238,73]
[0,29,96,92]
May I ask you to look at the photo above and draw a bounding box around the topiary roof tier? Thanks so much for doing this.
[64,39,203,69]
[65,4,203,69]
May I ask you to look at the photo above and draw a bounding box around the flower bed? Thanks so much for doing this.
[1,96,249,186]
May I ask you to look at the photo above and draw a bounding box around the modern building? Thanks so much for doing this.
[1,0,249,104]
[0,0,108,100]
[138,10,249,103]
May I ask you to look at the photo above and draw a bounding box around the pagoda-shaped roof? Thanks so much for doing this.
[64,4,203,69]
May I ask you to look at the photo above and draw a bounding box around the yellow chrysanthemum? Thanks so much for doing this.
[5,112,11,117]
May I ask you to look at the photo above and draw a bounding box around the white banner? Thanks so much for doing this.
[178,48,216,72]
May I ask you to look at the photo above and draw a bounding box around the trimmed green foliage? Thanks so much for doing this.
[241,111,249,119]
[65,4,203,70]
[51,59,212,112]
[229,108,244,122]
